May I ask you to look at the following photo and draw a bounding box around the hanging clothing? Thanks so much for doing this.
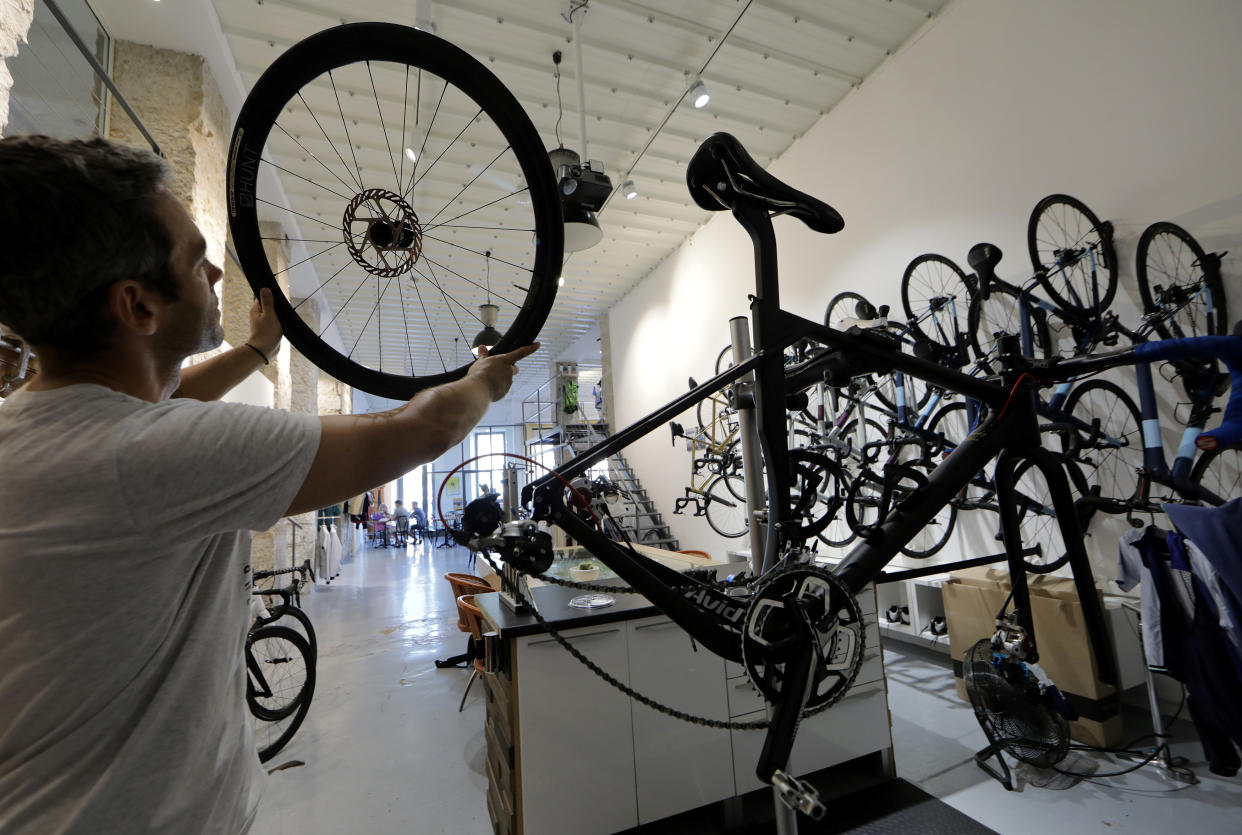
[1164,499,1242,658]
[1117,526,1240,671]
[1122,524,1242,776]
[328,524,342,579]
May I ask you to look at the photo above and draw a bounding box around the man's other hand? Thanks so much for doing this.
[469,343,540,401]
[249,288,284,358]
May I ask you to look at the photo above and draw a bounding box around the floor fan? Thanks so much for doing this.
[963,637,1072,789]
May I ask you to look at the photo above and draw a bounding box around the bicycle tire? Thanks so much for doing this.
[704,475,748,538]
[1061,379,1142,507]
[824,291,876,329]
[696,393,734,440]
[714,344,735,376]
[967,283,1053,363]
[1135,221,1227,340]
[900,482,956,559]
[872,370,933,417]
[247,625,315,722]
[1009,459,1071,574]
[274,604,319,662]
[900,254,974,350]
[1026,194,1117,315]
[835,417,888,474]
[1189,443,1242,504]
[227,23,563,400]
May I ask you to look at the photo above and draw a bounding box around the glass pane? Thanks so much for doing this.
[6,0,110,138]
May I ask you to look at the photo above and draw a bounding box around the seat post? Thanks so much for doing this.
[731,197,793,573]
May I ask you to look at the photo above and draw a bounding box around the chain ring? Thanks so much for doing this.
[741,562,865,713]
[342,188,423,277]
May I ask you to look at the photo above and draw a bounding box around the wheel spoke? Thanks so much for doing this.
[424,145,512,227]
[366,61,402,192]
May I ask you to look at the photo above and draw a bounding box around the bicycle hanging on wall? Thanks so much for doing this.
[227,24,1242,829]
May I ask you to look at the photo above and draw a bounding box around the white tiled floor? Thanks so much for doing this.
[255,545,1242,834]
[253,539,494,835]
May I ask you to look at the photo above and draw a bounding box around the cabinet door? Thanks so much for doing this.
[517,626,637,835]
[731,680,892,794]
[628,617,734,823]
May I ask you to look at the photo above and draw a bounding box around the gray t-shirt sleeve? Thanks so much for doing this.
[115,399,322,540]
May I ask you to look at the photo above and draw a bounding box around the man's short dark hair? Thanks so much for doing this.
[0,135,179,354]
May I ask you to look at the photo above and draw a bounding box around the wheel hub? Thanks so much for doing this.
[343,188,423,277]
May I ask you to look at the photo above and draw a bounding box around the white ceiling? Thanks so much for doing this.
[88,0,948,405]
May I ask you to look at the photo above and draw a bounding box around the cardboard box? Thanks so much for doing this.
[941,568,1122,747]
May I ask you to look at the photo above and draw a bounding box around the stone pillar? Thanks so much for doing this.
[598,313,616,431]
[286,296,321,562]
[103,41,330,574]
[0,0,34,136]
[109,41,229,275]
[223,222,289,395]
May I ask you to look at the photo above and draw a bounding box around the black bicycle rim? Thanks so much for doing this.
[1026,194,1116,315]
[227,23,563,399]
[1135,221,1226,340]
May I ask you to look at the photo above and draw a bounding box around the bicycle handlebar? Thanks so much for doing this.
[1134,335,1242,449]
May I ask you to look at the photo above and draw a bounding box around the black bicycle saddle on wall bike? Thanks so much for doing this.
[686,132,845,235]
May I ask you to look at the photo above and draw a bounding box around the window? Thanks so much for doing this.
[474,430,506,499]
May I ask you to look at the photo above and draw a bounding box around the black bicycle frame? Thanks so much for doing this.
[525,194,1119,686]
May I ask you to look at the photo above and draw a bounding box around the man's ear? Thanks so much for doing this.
[107,280,161,337]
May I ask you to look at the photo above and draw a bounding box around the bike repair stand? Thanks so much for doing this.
[729,315,770,577]
[1116,601,1197,784]
[726,316,804,835]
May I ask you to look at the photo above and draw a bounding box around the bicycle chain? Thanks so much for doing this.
[480,551,854,731]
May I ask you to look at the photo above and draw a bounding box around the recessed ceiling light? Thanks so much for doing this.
[405,148,417,162]
[689,79,710,109]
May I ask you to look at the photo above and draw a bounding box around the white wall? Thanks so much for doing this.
[608,0,1242,572]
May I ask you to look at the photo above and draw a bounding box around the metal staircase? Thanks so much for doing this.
[522,365,678,550]
[561,423,679,550]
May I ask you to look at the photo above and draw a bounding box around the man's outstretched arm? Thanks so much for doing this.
[285,343,540,516]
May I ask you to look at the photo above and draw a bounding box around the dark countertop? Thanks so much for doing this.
[476,579,665,638]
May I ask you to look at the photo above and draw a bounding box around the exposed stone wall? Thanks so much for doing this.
[110,40,233,368]
[102,40,333,573]
[318,375,353,417]
[0,0,34,137]
[598,313,615,430]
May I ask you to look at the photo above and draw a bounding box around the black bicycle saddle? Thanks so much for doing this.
[967,242,1003,285]
[686,132,844,234]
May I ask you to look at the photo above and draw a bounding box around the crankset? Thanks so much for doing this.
[741,562,865,713]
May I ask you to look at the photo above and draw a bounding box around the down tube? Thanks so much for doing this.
[834,419,1006,596]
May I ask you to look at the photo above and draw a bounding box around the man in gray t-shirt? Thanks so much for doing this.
[0,136,538,835]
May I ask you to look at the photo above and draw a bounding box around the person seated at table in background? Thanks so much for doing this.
[370,503,391,547]
[410,501,428,543]
[391,500,410,546]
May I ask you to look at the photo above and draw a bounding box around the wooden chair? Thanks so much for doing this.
[435,573,495,668]
[677,549,712,560]
[456,594,487,711]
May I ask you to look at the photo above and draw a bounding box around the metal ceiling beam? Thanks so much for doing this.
[609,0,862,86]
[435,0,839,116]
